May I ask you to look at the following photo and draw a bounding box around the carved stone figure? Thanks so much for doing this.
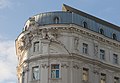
[74,37,79,51]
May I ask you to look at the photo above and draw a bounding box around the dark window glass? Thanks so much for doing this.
[100,28,104,35]
[113,33,117,40]
[83,22,88,28]
[54,17,59,24]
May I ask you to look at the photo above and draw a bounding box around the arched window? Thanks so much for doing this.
[54,17,59,24]
[83,21,88,28]
[99,28,104,35]
[112,33,117,40]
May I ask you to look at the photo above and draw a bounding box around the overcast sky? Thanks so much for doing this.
[0,0,120,83]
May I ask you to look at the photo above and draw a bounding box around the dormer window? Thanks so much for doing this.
[112,33,117,40]
[83,21,88,28]
[99,28,104,35]
[54,17,59,24]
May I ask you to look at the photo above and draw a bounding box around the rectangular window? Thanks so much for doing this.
[101,73,106,83]
[113,54,118,64]
[100,49,105,60]
[82,68,89,81]
[51,64,60,79]
[33,42,39,52]
[32,66,39,80]
[83,43,88,54]
[114,77,119,83]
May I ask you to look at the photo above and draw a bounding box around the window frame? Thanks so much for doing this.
[32,66,40,81]
[83,43,88,54]
[82,68,89,82]
[51,64,60,79]
[83,21,88,28]
[33,41,39,52]
[114,77,119,83]
[100,49,105,60]
[54,17,60,24]
[112,33,117,40]
[99,28,104,35]
[113,54,118,64]
[100,73,106,83]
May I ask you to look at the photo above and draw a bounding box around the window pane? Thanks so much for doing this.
[113,54,118,64]
[83,43,88,54]
[56,70,59,78]
[32,66,39,80]
[51,64,60,79]
[100,29,104,35]
[100,49,105,60]
[34,42,39,52]
[83,22,88,28]
[51,70,56,78]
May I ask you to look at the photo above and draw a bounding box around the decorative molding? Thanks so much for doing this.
[74,37,79,51]
[73,64,79,69]
[41,64,49,69]
[61,64,69,68]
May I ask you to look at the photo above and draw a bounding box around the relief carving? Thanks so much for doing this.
[73,64,79,69]
[74,37,79,51]
[41,64,49,69]
[61,64,69,68]
[93,65,100,75]
[94,43,98,56]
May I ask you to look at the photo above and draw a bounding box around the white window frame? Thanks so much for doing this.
[83,43,88,54]
[32,66,39,81]
[51,64,60,79]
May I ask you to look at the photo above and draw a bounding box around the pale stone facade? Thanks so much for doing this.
[16,4,120,83]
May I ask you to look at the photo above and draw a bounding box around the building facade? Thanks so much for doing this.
[15,4,120,83]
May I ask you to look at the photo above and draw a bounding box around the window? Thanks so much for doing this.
[51,64,60,79]
[100,49,105,60]
[100,28,104,35]
[54,17,59,24]
[83,21,88,28]
[82,68,89,81]
[113,33,117,40]
[113,54,118,64]
[33,41,39,52]
[114,77,119,83]
[83,43,88,54]
[32,66,39,80]
[101,73,106,83]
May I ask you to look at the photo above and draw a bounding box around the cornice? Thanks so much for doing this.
[19,53,120,72]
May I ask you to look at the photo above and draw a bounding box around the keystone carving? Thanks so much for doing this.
[41,64,49,69]
[61,64,69,68]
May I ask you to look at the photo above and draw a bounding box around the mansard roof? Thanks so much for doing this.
[62,4,120,31]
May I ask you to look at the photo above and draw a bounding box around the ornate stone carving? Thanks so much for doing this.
[41,64,49,69]
[74,37,79,51]
[73,64,79,69]
[61,64,69,68]
[94,43,98,56]
[93,65,100,75]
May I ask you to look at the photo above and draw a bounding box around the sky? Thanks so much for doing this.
[0,0,120,83]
